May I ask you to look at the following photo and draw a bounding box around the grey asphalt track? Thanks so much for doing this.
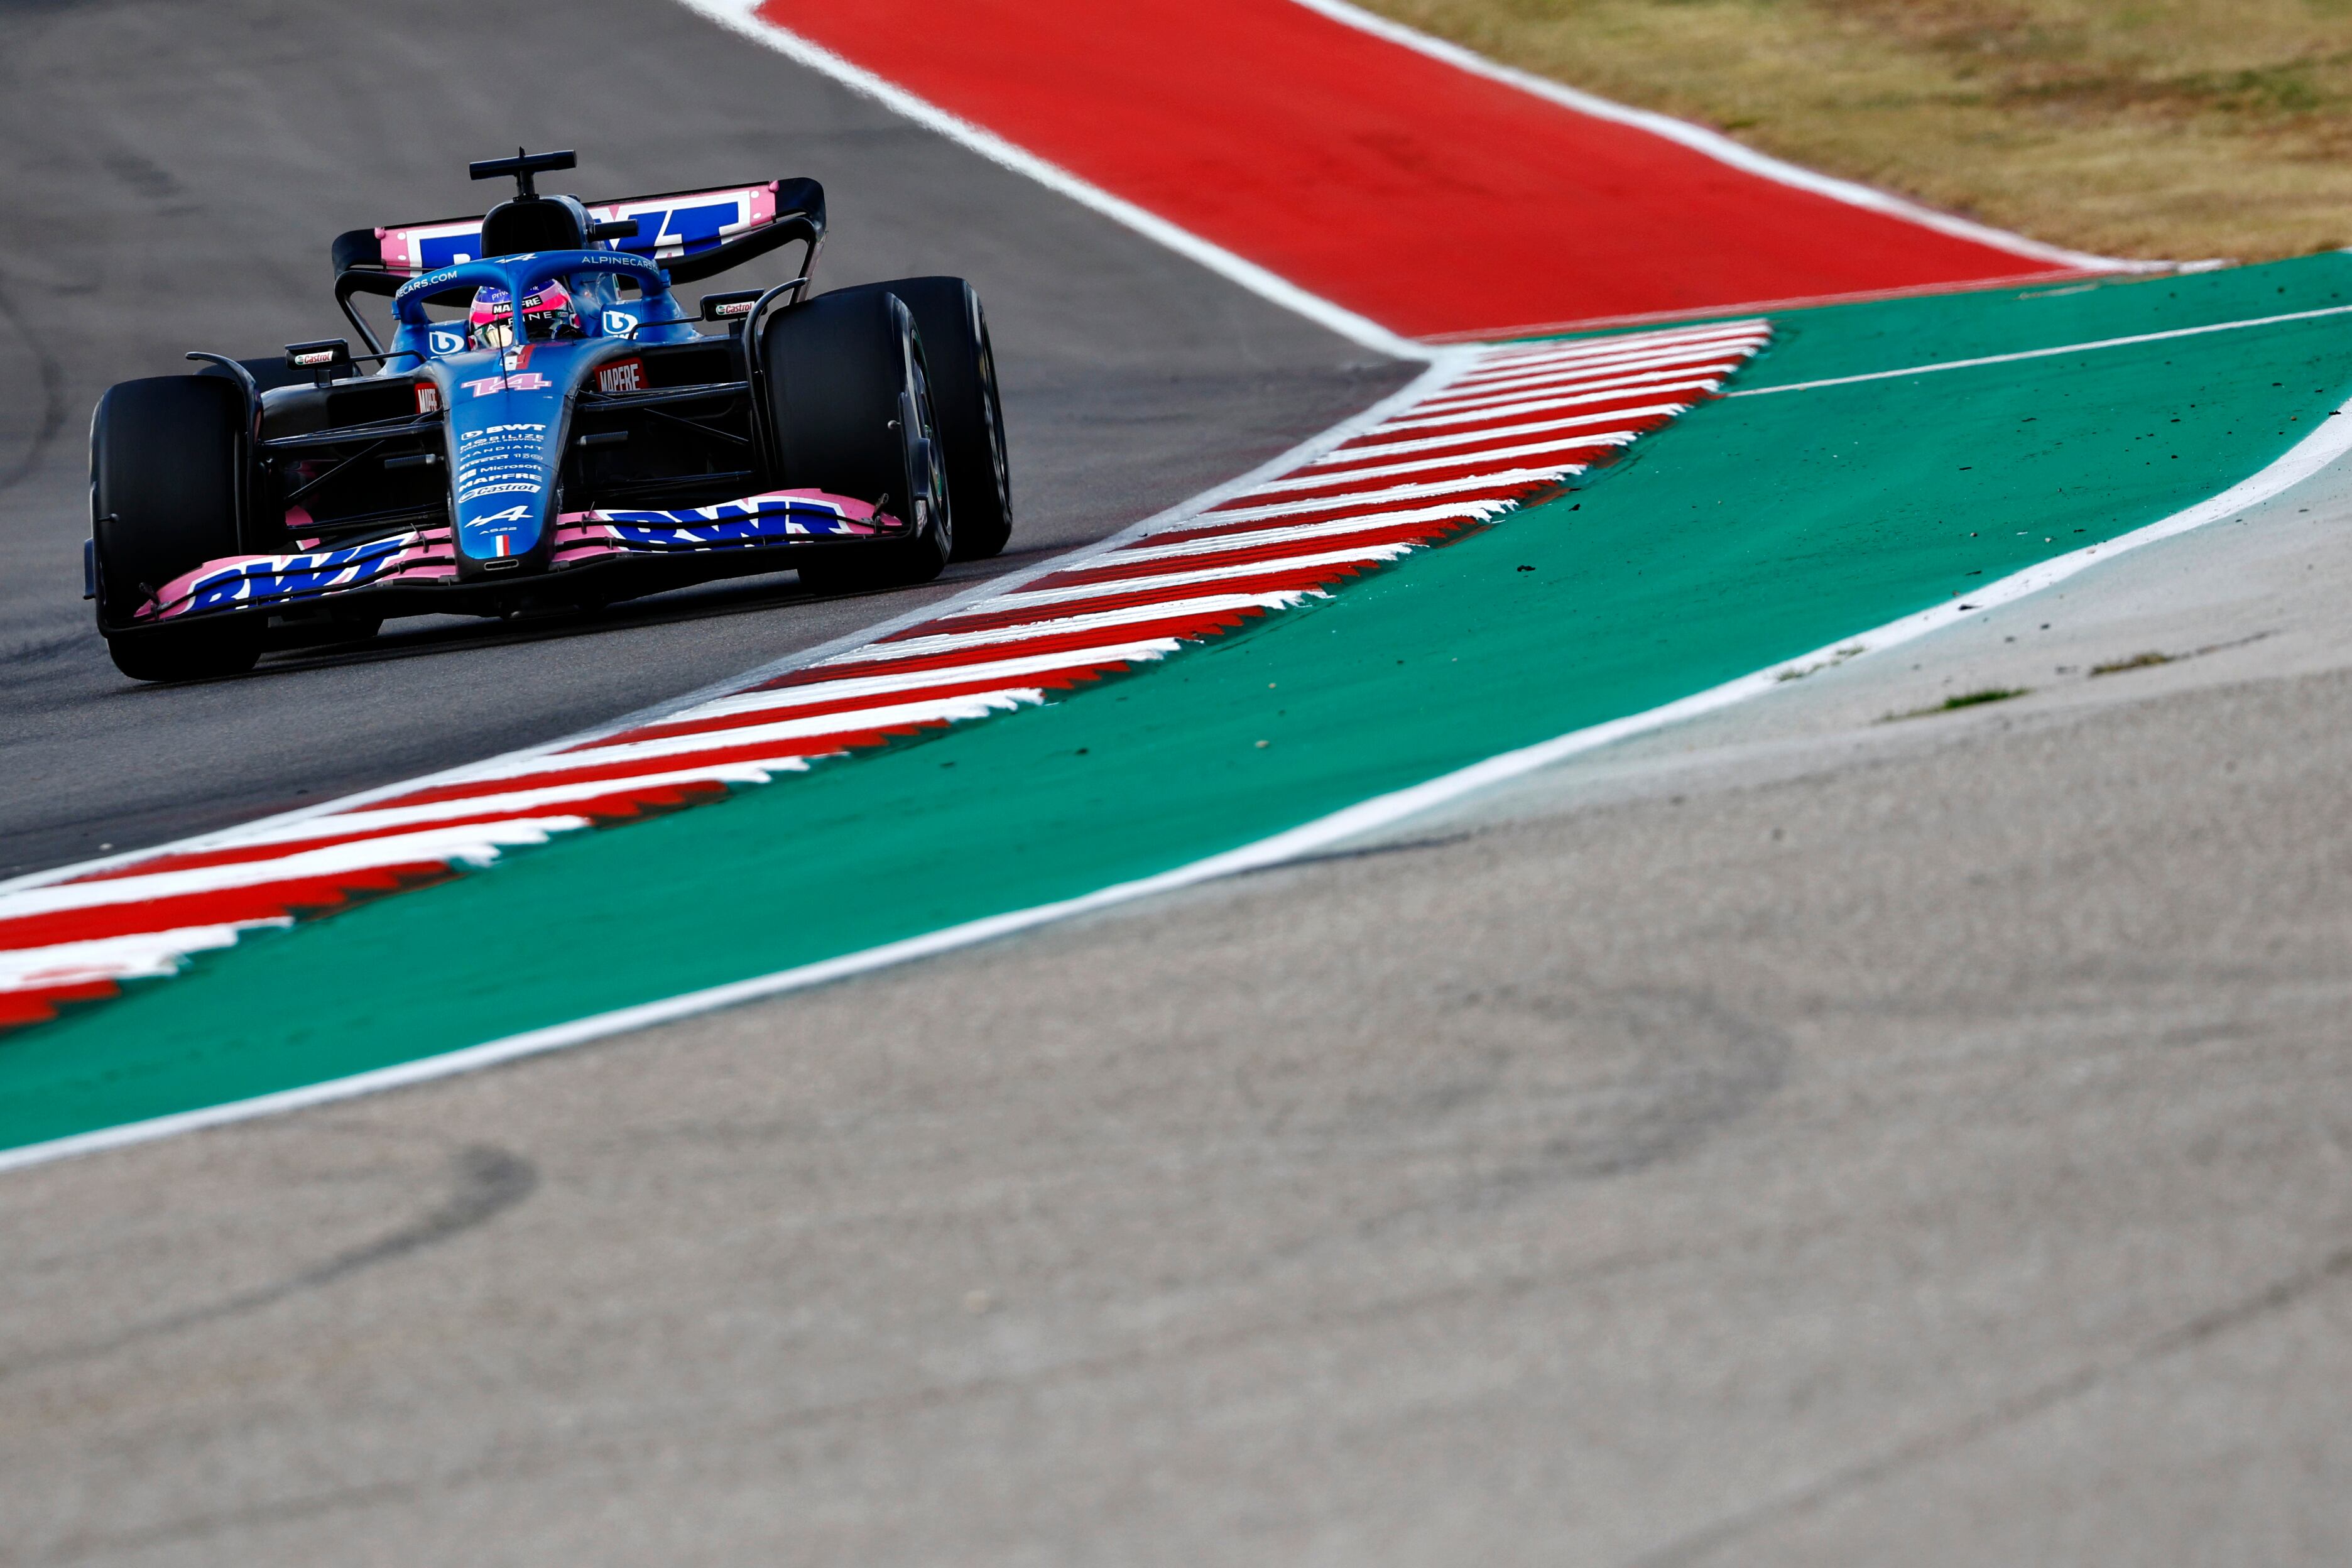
[8,6,2352,1567]
[0,0,1405,880]
[11,375,2350,1568]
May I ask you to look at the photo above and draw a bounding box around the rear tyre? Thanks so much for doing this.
[865,276,1011,560]
[762,288,952,594]
[90,376,264,682]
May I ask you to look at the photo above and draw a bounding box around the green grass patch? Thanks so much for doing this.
[2091,650,2178,675]
[1890,687,2032,721]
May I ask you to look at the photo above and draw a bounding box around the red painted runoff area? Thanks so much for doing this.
[756,0,2094,337]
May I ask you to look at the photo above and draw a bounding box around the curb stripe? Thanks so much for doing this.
[0,329,1761,1028]
[17,353,2346,1175]
[1372,378,1734,432]
[1318,406,1688,462]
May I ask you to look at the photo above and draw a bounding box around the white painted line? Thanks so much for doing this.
[1204,469,1581,524]
[1457,331,1772,374]
[1374,378,1728,433]
[1432,344,1766,399]
[1282,0,2160,275]
[1457,322,1771,373]
[844,591,1326,664]
[1319,405,1686,463]
[964,545,1418,612]
[670,0,1427,361]
[0,822,577,921]
[9,378,2340,1176]
[212,773,787,847]
[644,641,1186,725]
[1413,361,1748,415]
[1425,362,1740,407]
[0,925,269,991]
[1246,433,1633,493]
[498,692,1048,776]
[1730,303,2352,397]
[1114,503,1514,564]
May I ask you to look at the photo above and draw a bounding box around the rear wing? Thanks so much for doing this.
[331,178,825,344]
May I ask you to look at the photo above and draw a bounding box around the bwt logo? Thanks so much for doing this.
[185,545,393,612]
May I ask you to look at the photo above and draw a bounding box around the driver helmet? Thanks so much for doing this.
[468,280,580,349]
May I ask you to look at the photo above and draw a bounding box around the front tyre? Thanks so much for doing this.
[763,288,952,594]
[867,276,1011,560]
[90,375,263,682]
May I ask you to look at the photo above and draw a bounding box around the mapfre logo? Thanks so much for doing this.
[596,357,646,395]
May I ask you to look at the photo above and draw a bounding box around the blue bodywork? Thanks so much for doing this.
[389,249,697,572]
[96,168,925,640]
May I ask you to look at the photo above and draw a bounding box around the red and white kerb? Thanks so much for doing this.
[0,322,1768,1028]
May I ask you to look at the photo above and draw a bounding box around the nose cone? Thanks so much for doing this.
[446,342,579,577]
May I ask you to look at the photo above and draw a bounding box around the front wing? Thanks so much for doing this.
[133,491,905,624]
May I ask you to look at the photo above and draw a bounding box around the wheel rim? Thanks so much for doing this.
[972,302,1011,525]
[905,342,951,557]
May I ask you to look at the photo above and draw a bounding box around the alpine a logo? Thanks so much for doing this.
[596,357,646,395]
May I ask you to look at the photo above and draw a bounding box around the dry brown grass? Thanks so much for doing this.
[1349,0,2352,261]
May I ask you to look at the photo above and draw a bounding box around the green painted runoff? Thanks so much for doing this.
[9,254,2352,1150]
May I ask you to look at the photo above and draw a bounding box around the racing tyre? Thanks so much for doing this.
[90,375,264,682]
[865,277,1011,560]
[763,288,952,593]
[266,614,383,652]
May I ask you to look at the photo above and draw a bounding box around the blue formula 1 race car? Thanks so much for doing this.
[85,148,1011,682]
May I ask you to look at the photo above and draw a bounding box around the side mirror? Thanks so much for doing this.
[700,289,761,325]
[588,218,640,242]
[284,339,352,383]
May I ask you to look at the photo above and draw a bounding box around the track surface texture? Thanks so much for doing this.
[13,261,2344,1143]
[8,445,2352,1564]
[7,3,2352,1564]
[0,0,1403,881]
